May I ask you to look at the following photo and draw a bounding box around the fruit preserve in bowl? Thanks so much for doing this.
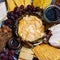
[44,5,60,23]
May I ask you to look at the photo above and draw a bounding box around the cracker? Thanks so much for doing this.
[33,44,60,60]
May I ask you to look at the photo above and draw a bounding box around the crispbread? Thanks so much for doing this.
[33,44,60,60]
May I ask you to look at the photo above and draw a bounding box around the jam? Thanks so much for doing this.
[45,6,60,22]
[8,37,20,49]
[11,38,19,47]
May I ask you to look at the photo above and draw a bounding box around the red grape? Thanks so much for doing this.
[14,14,19,19]
[2,56,8,60]
[8,50,15,56]
[7,12,11,19]
[8,56,14,60]
[4,48,9,55]
[20,5,24,9]
[27,5,32,9]
[14,7,19,14]
[35,7,40,11]
[18,11,22,16]
[10,11,14,16]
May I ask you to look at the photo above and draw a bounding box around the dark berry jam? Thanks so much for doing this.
[45,6,60,21]
[10,38,19,47]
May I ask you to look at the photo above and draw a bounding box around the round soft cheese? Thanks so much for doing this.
[18,15,45,42]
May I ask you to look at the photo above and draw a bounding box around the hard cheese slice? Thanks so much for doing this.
[13,0,24,7]
[24,0,31,7]
[6,0,16,11]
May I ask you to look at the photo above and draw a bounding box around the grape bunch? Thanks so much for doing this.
[7,5,42,21]
[0,48,15,60]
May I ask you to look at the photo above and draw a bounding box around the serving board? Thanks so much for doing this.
[0,0,58,60]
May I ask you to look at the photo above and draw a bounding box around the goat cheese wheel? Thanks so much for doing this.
[18,15,45,42]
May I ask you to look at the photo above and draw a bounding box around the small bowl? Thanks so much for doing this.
[44,5,60,23]
[8,37,21,50]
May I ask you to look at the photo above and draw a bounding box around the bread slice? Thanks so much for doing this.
[6,0,16,11]
[33,44,60,60]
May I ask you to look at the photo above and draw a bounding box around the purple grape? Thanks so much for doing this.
[22,9,26,14]
[20,5,24,9]
[4,49,9,55]
[8,56,14,60]
[28,10,32,14]
[0,54,8,60]
[7,11,15,20]
[10,11,14,16]
[0,53,5,57]
[14,7,19,13]
[14,14,19,19]
[27,5,32,9]
[10,16,15,20]
[8,50,15,56]
[7,12,11,19]
[5,19,13,28]
[33,8,36,12]
[31,5,34,11]
[18,11,22,16]
[0,49,15,60]
[6,19,13,25]
[26,5,34,13]
[35,7,40,11]
[2,56,8,60]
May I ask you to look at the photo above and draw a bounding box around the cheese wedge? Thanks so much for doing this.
[13,0,24,7]
[6,0,16,11]
[24,0,31,7]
